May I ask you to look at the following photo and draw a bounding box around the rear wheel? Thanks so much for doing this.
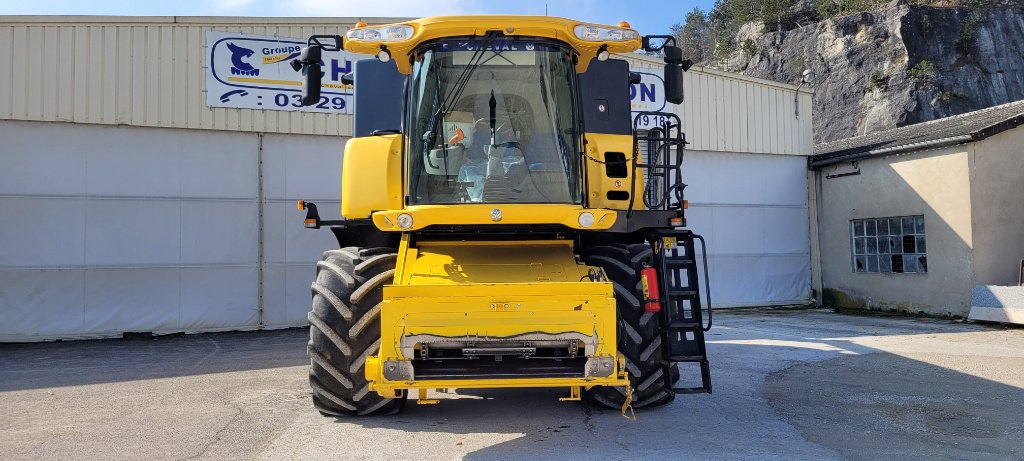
[584,243,678,409]
[307,247,406,416]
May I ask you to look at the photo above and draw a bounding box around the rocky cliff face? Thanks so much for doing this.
[722,2,1024,143]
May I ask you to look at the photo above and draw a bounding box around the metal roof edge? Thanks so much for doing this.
[811,111,1024,169]
[808,135,974,169]
[971,113,1024,144]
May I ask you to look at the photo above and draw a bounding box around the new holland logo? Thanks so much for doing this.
[226,42,260,77]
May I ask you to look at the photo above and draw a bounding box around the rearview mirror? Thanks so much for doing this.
[664,62,683,105]
[642,36,691,105]
[289,35,343,107]
[297,45,322,106]
[661,45,692,105]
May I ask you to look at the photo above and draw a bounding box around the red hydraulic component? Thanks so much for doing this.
[640,265,662,313]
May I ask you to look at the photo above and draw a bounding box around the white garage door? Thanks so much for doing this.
[0,121,811,341]
[684,150,812,307]
[0,121,341,341]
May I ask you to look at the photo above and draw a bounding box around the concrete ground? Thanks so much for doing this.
[1,309,1022,461]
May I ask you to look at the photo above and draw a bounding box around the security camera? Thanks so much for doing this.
[801,69,814,85]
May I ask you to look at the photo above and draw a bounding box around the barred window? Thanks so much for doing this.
[851,216,927,274]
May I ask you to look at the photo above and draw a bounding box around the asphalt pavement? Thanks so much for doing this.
[1,309,1021,460]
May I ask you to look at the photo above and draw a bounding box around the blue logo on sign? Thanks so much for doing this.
[226,42,260,76]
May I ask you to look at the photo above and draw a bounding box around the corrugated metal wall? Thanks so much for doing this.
[623,54,813,156]
[0,17,812,153]
[0,16,395,137]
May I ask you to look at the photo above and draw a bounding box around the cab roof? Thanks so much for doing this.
[343,15,642,74]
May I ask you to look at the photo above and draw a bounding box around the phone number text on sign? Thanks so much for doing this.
[206,31,367,113]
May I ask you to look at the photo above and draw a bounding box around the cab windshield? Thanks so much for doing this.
[406,38,581,204]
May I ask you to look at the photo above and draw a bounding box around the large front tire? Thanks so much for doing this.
[584,243,678,409]
[307,247,406,416]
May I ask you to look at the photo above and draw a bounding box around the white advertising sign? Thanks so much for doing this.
[205,31,367,113]
[629,69,671,130]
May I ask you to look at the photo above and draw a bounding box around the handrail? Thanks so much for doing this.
[628,111,687,217]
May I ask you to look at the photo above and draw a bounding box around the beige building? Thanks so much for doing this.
[810,100,1024,316]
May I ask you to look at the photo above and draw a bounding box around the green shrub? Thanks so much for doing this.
[908,60,937,87]
[869,70,886,89]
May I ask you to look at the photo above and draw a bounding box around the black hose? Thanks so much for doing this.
[489,89,496,145]
[694,233,712,331]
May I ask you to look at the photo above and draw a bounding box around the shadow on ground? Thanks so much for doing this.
[762,349,1024,460]
[0,328,310,392]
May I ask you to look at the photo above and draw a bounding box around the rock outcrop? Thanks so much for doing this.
[721,2,1024,143]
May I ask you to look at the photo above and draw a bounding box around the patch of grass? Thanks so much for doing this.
[869,69,887,89]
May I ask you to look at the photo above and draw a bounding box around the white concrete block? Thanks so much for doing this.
[969,285,1024,325]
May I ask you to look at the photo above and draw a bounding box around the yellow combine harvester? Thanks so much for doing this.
[291,15,711,416]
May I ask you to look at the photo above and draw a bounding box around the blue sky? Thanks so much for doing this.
[0,0,714,36]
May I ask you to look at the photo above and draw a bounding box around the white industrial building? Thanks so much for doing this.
[0,16,814,341]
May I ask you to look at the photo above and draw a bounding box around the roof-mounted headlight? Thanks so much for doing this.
[346,25,414,42]
[573,25,639,42]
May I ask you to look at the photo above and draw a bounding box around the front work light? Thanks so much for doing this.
[578,212,595,228]
[347,25,414,42]
[397,213,414,229]
[573,25,639,42]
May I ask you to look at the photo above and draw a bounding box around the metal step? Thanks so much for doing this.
[651,229,713,395]
[667,321,701,330]
[668,354,706,362]
[664,259,696,268]
[674,386,712,395]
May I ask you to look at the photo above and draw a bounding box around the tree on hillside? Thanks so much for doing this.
[720,0,763,23]
[761,0,795,31]
[672,7,716,63]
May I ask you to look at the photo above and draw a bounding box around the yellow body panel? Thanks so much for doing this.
[340,134,403,219]
[365,237,628,397]
[584,133,645,210]
[372,204,616,232]
[344,16,641,74]
[396,240,591,284]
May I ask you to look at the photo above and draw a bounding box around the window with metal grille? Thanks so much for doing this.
[850,216,927,274]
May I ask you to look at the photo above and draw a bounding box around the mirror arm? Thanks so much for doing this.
[641,35,677,53]
[308,35,344,51]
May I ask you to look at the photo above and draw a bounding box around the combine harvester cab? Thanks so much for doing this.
[291,16,711,417]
